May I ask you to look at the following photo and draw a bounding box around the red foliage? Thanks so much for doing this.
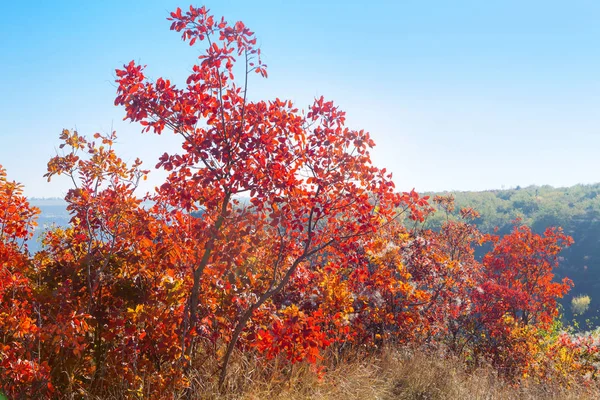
[0,5,595,397]
[478,224,573,329]
[469,224,574,376]
[114,4,428,387]
[0,166,51,398]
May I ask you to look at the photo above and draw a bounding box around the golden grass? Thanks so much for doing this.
[174,347,600,400]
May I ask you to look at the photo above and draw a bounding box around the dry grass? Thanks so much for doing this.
[174,347,600,400]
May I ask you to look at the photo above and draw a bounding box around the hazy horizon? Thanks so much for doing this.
[24,180,600,203]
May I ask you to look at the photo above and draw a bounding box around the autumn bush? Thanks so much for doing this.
[1,4,600,399]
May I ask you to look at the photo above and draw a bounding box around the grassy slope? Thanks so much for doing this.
[170,348,599,400]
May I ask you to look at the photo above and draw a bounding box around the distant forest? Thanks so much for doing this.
[423,183,600,327]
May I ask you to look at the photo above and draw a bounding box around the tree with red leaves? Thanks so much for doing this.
[114,5,429,385]
[472,224,573,376]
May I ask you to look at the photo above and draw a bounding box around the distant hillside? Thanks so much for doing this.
[423,183,600,327]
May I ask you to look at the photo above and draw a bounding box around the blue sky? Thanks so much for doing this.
[1,0,599,198]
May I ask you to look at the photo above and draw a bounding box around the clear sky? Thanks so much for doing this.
[1,0,599,198]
